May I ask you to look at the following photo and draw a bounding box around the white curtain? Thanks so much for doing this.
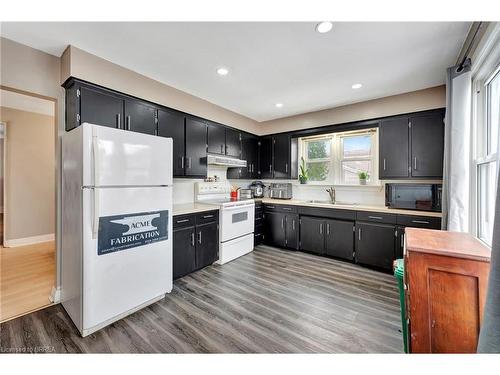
[442,60,472,231]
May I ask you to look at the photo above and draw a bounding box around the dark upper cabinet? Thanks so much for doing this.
[265,212,287,248]
[325,219,354,261]
[241,133,259,179]
[260,136,273,179]
[410,113,444,178]
[273,134,291,179]
[173,226,196,279]
[79,85,124,130]
[207,122,226,155]
[355,222,395,270]
[65,81,79,131]
[225,128,242,158]
[185,117,207,177]
[157,108,185,177]
[299,216,325,255]
[195,222,219,269]
[124,99,157,135]
[379,117,409,178]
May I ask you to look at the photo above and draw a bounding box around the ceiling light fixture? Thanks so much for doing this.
[315,22,333,34]
[275,103,283,108]
[352,83,363,89]
[216,67,229,76]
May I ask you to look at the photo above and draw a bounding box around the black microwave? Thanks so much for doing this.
[385,183,442,212]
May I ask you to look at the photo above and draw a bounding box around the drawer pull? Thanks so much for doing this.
[176,219,190,224]
[282,207,292,211]
[267,205,275,209]
[412,220,430,224]
[368,216,383,220]
[203,214,214,219]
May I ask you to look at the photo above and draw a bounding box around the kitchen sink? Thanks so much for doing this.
[306,200,357,206]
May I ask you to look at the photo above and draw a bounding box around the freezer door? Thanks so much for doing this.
[82,186,172,332]
[82,123,173,187]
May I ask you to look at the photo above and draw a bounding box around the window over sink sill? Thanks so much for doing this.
[299,128,379,186]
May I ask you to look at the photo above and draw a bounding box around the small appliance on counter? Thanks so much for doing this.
[239,188,253,200]
[269,183,293,200]
[385,183,442,212]
[249,181,265,198]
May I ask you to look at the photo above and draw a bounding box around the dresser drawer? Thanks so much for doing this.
[173,214,195,229]
[356,211,398,224]
[397,214,441,229]
[196,210,219,225]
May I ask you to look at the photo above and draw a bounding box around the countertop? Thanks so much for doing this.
[256,198,443,218]
[405,228,491,262]
[173,203,218,216]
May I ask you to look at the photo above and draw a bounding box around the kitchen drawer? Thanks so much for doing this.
[254,202,263,210]
[356,211,397,224]
[297,206,356,221]
[255,223,264,235]
[173,214,195,229]
[264,204,298,213]
[254,214,264,225]
[397,214,441,229]
[196,210,219,225]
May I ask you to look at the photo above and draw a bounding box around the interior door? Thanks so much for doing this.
[82,186,172,330]
[379,117,409,178]
[124,99,156,135]
[157,108,185,177]
[89,124,173,186]
[185,117,207,177]
[80,86,124,129]
[410,113,444,177]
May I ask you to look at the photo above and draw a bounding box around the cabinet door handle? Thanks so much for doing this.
[203,214,214,219]
[176,218,189,224]
[319,223,323,235]
[411,219,430,224]
[191,232,195,246]
[383,158,386,171]
[198,231,202,244]
[401,233,404,249]
[181,156,185,169]
[327,223,330,235]
[269,164,272,173]
[187,157,192,169]
[414,157,417,170]
[221,144,224,154]
[282,207,292,211]
[358,228,362,241]
[285,163,288,173]
[126,115,131,130]
[368,216,383,220]
[281,217,285,229]
[292,219,295,231]
[116,113,121,129]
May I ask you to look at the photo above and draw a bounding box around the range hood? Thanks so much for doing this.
[207,154,247,168]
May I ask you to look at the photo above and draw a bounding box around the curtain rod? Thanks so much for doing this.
[457,22,483,72]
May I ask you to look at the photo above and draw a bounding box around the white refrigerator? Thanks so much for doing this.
[62,123,173,337]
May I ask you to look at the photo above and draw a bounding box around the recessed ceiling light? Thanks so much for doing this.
[352,83,363,89]
[275,103,283,108]
[216,67,229,76]
[315,22,333,34]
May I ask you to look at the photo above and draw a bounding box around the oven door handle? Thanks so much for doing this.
[223,205,254,211]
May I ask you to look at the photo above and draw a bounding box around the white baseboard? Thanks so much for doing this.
[4,233,55,247]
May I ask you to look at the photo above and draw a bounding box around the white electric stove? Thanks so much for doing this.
[195,182,255,264]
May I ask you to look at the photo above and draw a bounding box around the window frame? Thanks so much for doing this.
[299,128,379,186]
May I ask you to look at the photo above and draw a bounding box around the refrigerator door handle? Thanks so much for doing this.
[92,131,100,239]
[92,188,99,239]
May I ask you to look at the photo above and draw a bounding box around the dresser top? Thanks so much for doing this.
[405,228,491,262]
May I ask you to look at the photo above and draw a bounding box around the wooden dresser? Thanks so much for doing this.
[405,228,491,353]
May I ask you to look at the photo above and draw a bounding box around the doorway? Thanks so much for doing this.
[0,87,57,322]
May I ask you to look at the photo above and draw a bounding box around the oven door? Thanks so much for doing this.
[220,203,255,242]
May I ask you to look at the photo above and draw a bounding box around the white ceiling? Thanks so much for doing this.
[1,22,470,121]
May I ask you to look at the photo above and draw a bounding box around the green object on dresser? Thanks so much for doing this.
[394,258,409,353]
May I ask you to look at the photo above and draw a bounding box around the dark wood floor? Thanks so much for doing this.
[0,245,403,353]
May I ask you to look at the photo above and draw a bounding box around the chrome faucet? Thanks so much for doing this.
[326,187,336,204]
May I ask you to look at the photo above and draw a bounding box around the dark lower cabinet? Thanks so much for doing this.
[355,222,396,270]
[173,211,219,280]
[157,108,186,177]
[173,226,196,279]
[195,222,219,269]
[254,203,264,245]
[325,219,355,261]
[396,225,406,260]
[185,117,208,177]
[79,85,124,130]
[265,212,287,248]
[299,216,325,255]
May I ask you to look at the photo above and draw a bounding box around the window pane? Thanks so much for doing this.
[487,70,500,155]
[307,139,330,160]
[342,135,371,159]
[341,160,372,184]
[306,162,330,181]
[478,161,497,246]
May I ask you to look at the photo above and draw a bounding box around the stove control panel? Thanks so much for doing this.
[195,182,232,195]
